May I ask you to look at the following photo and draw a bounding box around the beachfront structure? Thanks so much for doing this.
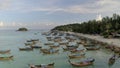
[96,14,102,21]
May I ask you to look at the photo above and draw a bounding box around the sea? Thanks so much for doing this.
[0,30,119,68]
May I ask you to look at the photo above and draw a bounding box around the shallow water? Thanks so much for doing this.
[0,30,119,68]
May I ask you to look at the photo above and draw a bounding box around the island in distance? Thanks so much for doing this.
[17,27,28,31]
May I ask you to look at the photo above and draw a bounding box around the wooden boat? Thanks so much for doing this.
[66,45,78,49]
[68,53,85,59]
[108,58,115,65]
[30,46,42,49]
[27,39,39,42]
[46,37,52,40]
[68,58,95,67]
[62,47,69,51]
[24,43,33,46]
[29,62,54,68]
[46,37,53,41]
[40,49,59,54]
[59,42,68,45]
[44,43,54,45]
[54,39,61,42]
[86,46,100,50]
[42,50,59,54]
[0,50,11,54]
[27,40,32,42]
[70,49,84,53]
[31,39,39,41]
[113,47,120,53]
[62,47,76,51]
[19,47,33,51]
[108,55,116,65]
[49,45,59,48]
[0,56,13,61]
[84,44,95,47]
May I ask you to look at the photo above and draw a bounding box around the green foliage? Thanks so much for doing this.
[17,27,28,31]
[52,14,120,38]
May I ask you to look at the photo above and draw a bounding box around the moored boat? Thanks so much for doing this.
[86,46,100,50]
[40,48,59,54]
[108,55,117,65]
[30,46,42,49]
[0,56,13,61]
[70,49,85,53]
[68,58,95,67]
[68,53,85,59]
[49,45,59,48]
[24,43,33,46]
[29,62,54,68]
[44,43,54,45]
[0,50,11,54]
[19,47,33,51]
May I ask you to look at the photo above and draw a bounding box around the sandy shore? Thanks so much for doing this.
[67,32,120,47]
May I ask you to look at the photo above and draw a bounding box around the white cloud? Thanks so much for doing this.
[63,0,120,14]
[0,21,4,27]
[0,0,12,10]
[0,21,60,29]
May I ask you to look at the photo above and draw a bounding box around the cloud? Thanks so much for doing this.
[63,0,120,14]
[0,0,12,10]
[0,21,60,29]
[18,0,120,14]
[0,0,120,14]
[24,0,120,14]
[0,21,4,27]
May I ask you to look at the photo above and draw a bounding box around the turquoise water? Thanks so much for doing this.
[0,30,119,68]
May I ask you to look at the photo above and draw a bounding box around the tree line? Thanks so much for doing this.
[52,14,120,38]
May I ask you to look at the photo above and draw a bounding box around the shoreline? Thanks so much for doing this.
[65,32,120,48]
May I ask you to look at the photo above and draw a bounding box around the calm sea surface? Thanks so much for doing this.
[0,30,119,68]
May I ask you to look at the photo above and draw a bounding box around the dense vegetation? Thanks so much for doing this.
[52,14,120,38]
[17,27,28,31]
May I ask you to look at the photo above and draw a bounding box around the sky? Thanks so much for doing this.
[0,0,120,29]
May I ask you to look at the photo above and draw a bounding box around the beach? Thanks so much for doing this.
[66,32,120,47]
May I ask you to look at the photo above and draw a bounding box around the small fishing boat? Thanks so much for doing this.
[44,43,54,45]
[29,62,54,68]
[70,49,84,53]
[46,37,53,41]
[0,50,11,54]
[49,45,59,48]
[86,46,100,50]
[33,39,39,41]
[113,47,120,53]
[62,47,77,51]
[19,47,33,51]
[108,55,117,65]
[68,58,95,67]
[68,53,85,59]
[40,48,59,54]
[109,58,115,65]
[24,43,33,46]
[30,46,42,49]
[66,45,78,49]
[59,42,68,45]
[0,56,13,61]
[62,47,69,51]
[27,39,39,42]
